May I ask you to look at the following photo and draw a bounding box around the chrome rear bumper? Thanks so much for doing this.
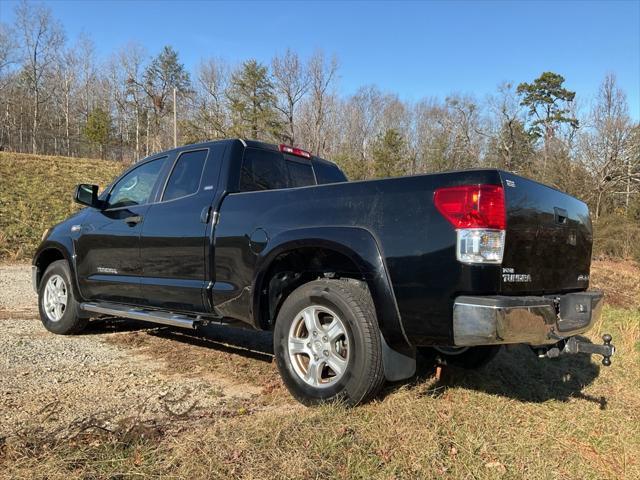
[453,291,604,346]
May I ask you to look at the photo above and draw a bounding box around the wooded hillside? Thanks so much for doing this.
[1,2,638,260]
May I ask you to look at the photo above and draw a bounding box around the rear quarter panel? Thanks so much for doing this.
[214,169,503,345]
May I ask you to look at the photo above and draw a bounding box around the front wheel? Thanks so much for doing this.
[273,279,385,406]
[38,260,88,335]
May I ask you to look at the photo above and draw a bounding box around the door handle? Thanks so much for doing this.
[554,207,568,225]
[200,206,211,224]
[124,215,142,226]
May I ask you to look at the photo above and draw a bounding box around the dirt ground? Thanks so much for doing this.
[0,265,295,449]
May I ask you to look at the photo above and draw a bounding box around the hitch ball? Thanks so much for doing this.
[602,334,613,366]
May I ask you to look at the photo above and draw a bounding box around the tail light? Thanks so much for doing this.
[434,184,506,264]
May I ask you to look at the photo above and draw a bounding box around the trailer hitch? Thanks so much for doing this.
[541,334,615,366]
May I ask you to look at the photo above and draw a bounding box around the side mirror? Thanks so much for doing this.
[74,184,101,208]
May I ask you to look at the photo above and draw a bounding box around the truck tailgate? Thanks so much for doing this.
[499,172,593,294]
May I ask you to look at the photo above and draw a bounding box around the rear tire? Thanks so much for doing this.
[418,345,501,369]
[38,260,88,335]
[273,279,385,406]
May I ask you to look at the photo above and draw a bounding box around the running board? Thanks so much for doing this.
[80,302,198,329]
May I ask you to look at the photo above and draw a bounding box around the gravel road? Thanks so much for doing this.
[0,264,276,446]
[0,264,37,311]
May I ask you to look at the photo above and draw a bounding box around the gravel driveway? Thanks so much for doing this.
[0,265,277,447]
[0,264,37,311]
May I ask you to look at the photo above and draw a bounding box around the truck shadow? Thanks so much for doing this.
[85,318,605,408]
[84,317,275,362]
[148,323,275,363]
[410,342,606,409]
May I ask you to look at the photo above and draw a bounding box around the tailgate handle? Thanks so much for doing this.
[554,207,568,225]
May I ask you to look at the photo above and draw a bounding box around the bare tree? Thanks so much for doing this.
[52,46,78,156]
[485,82,532,171]
[117,43,147,159]
[580,74,633,219]
[0,23,18,90]
[0,23,19,147]
[272,49,309,145]
[76,34,97,126]
[195,58,229,139]
[15,0,64,153]
[443,95,484,169]
[306,51,338,155]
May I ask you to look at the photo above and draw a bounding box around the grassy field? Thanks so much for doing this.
[0,152,125,261]
[1,151,639,478]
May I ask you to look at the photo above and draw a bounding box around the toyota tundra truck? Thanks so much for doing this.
[32,139,615,405]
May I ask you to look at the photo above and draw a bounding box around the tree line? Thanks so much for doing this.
[1,1,639,259]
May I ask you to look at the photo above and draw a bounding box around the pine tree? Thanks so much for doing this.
[371,129,409,178]
[139,45,190,150]
[227,60,280,140]
[517,72,578,138]
[83,107,111,158]
[517,72,578,175]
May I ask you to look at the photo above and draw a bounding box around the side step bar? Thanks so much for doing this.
[81,302,198,330]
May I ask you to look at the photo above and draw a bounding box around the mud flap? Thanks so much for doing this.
[380,333,416,381]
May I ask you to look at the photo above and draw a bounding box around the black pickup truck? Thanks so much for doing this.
[33,139,614,405]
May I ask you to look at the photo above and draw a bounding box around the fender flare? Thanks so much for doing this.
[33,239,84,302]
[253,226,416,381]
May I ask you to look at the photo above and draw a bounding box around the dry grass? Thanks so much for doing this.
[2,305,638,480]
[0,152,125,261]
[590,258,640,309]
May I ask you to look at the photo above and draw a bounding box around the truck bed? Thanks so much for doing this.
[214,168,593,346]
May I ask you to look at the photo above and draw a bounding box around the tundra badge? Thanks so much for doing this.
[502,267,531,283]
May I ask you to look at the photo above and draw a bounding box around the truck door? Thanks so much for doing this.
[139,144,225,312]
[75,156,169,304]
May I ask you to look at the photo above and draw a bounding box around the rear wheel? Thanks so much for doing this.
[273,279,385,406]
[418,345,501,369]
[38,260,88,335]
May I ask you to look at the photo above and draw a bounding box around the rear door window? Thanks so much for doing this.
[163,149,208,201]
[239,148,288,191]
[285,155,316,187]
[312,158,348,184]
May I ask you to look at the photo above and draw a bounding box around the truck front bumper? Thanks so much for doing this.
[453,291,604,346]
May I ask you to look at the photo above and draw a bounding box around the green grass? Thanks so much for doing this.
[0,152,125,261]
[3,306,639,479]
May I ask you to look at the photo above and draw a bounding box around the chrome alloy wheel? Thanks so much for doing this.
[287,305,350,388]
[43,274,68,322]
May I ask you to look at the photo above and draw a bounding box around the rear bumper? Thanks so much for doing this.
[453,291,604,346]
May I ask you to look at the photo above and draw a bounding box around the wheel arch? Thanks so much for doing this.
[252,226,415,379]
[33,241,83,300]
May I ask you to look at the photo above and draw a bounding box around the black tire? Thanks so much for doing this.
[38,260,88,335]
[418,345,501,369]
[273,278,385,406]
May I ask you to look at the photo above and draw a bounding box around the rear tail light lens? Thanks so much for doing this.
[433,184,505,230]
[434,185,506,264]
